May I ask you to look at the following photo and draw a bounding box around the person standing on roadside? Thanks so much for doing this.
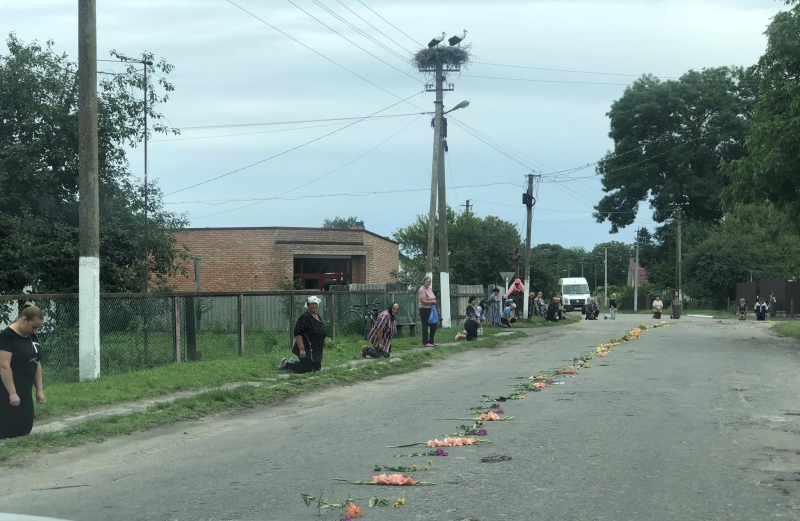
[487,288,502,327]
[0,304,46,440]
[418,277,438,347]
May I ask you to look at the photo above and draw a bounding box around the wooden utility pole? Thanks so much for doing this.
[522,173,537,319]
[604,247,608,307]
[462,200,472,214]
[78,0,100,381]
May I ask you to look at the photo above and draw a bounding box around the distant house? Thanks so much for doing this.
[626,258,649,286]
[168,226,399,292]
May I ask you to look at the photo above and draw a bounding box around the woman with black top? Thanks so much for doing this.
[278,296,327,373]
[455,296,482,341]
[737,298,748,321]
[0,304,46,439]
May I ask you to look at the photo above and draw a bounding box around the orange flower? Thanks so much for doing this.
[532,382,546,389]
[425,437,477,447]
[597,352,607,357]
[346,503,363,518]
[478,411,501,421]
[372,473,419,486]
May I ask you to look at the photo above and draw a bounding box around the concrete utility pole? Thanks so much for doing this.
[425,62,440,284]
[634,228,640,312]
[78,0,100,381]
[676,206,682,301]
[604,247,608,307]
[522,173,537,319]
[431,62,452,328]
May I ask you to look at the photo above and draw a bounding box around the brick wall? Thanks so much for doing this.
[166,227,399,292]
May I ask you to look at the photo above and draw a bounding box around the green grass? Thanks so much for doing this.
[772,321,800,339]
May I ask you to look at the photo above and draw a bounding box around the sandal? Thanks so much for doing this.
[277,357,286,370]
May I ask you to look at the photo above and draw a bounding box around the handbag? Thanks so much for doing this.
[428,305,439,324]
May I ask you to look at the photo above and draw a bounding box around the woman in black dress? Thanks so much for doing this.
[278,296,327,373]
[0,304,46,439]
[455,296,482,341]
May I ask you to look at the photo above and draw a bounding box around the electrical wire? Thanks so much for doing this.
[472,60,658,78]
[190,114,424,220]
[168,182,521,206]
[174,112,426,131]
[310,0,410,63]
[286,0,422,84]
[225,0,422,108]
[165,91,423,196]
[356,0,423,48]
[446,151,460,208]
[335,0,413,54]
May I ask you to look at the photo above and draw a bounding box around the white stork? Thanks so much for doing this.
[448,30,467,46]
[428,32,446,48]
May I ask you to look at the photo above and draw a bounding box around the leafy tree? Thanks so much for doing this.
[0,34,186,293]
[594,67,758,232]
[723,2,800,229]
[393,209,521,286]
[590,241,634,288]
[322,216,362,228]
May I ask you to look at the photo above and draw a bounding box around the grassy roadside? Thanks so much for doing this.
[0,317,579,463]
[772,321,800,340]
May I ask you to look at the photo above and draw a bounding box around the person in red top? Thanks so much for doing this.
[418,276,438,347]
[361,303,399,358]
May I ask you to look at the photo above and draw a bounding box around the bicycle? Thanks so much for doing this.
[343,298,381,339]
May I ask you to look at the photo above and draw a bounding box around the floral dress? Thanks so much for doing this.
[367,311,396,355]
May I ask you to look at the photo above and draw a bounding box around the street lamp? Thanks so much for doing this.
[445,100,470,114]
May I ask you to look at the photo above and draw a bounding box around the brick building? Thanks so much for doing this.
[168,226,400,292]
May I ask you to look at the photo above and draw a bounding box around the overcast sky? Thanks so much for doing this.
[2,0,784,255]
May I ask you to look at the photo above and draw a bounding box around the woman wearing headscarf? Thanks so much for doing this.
[278,296,327,373]
[361,303,399,359]
[0,304,46,439]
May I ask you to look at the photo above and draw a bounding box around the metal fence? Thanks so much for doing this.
[0,291,421,383]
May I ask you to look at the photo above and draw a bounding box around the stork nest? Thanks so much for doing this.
[413,44,472,71]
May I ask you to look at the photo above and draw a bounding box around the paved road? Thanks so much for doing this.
[2,315,800,520]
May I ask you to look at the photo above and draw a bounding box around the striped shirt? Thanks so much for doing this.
[367,310,396,353]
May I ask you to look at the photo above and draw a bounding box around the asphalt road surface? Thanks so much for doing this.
[2,314,800,521]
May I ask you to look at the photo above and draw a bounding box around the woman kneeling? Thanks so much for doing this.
[362,303,399,358]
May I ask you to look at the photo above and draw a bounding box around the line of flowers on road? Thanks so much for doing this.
[301,322,670,519]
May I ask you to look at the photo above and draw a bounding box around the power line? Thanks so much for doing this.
[173,112,426,131]
[335,0,413,54]
[165,91,422,196]
[225,0,421,107]
[310,0,410,62]
[462,74,634,86]
[151,121,355,142]
[355,0,423,48]
[472,60,654,78]
[167,182,522,206]
[190,114,424,220]
[286,0,422,84]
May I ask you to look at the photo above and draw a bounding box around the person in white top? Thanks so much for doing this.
[652,295,664,319]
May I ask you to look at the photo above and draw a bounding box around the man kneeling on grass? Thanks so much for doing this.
[547,297,562,322]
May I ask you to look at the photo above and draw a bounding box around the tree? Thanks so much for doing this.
[590,241,634,288]
[594,67,757,232]
[723,3,800,229]
[393,209,521,286]
[0,35,186,293]
[322,216,362,229]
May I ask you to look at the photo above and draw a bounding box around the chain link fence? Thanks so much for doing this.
[0,291,421,383]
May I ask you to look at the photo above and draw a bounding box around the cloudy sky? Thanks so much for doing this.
[2,0,784,253]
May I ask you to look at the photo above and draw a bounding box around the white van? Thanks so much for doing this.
[557,277,591,313]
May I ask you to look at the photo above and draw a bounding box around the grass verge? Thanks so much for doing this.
[772,321,800,340]
[0,317,579,462]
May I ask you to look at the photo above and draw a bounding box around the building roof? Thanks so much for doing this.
[628,258,649,285]
[184,226,398,245]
